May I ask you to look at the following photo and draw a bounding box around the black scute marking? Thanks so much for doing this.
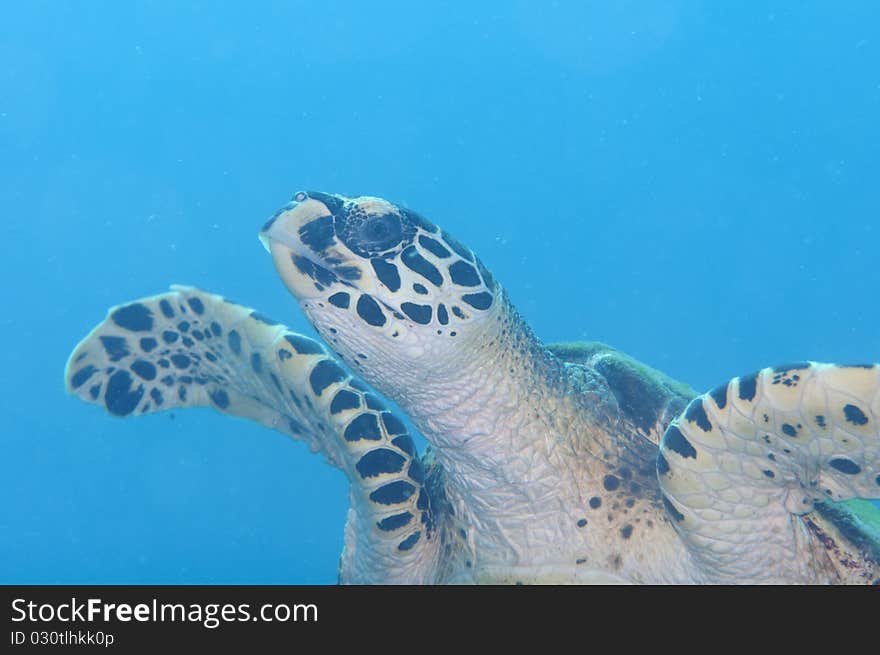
[177,321,190,333]
[227,330,242,354]
[662,495,685,522]
[371,258,401,292]
[70,365,98,389]
[448,260,481,286]
[407,459,425,484]
[440,228,473,261]
[781,423,797,437]
[162,330,178,344]
[461,292,493,310]
[369,480,416,505]
[413,283,428,295]
[391,434,415,456]
[377,512,413,532]
[99,336,130,362]
[210,322,222,337]
[364,394,387,411]
[400,302,432,325]
[437,303,449,325]
[186,297,205,315]
[843,404,869,426]
[382,412,407,436]
[398,532,421,551]
[603,474,620,491]
[344,413,382,441]
[159,299,175,318]
[708,383,728,409]
[401,246,443,286]
[664,424,697,459]
[657,453,670,475]
[738,372,758,401]
[250,311,279,326]
[418,235,451,258]
[356,448,407,478]
[684,398,712,432]
[105,370,144,416]
[356,294,386,327]
[284,334,324,355]
[111,303,153,332]
[209,389,230,409]
[829,458,862,475]
[130,360,157,381]
[330,389,360,414]
[309,359,346,396]
[298,215,335,253]
[328,291,350,309]
[150,388,163,406]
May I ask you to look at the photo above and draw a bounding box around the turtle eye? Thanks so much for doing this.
[356,213,402,251]
[293,191,308,202]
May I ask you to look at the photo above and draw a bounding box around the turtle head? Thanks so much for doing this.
[260,190,500,377]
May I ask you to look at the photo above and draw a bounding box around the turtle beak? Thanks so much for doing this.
[258,198,301,254]
[259,194,340,301]
[258,231,272,254]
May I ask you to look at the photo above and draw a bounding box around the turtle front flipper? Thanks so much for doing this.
[658,363,880,583]
[64,286,442,584]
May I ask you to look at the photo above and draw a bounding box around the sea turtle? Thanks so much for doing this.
[65,190,880,584]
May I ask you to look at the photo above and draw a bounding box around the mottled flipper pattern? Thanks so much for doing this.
[658,363,880,582]
[65,286,440,583]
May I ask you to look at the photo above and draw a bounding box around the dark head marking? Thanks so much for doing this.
[356,294,386,327]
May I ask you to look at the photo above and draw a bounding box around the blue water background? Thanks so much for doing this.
[2,2,879,583]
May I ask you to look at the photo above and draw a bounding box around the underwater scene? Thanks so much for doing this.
[3,2,879,583]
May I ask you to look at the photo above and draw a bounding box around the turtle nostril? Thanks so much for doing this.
[294,191,308,202]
